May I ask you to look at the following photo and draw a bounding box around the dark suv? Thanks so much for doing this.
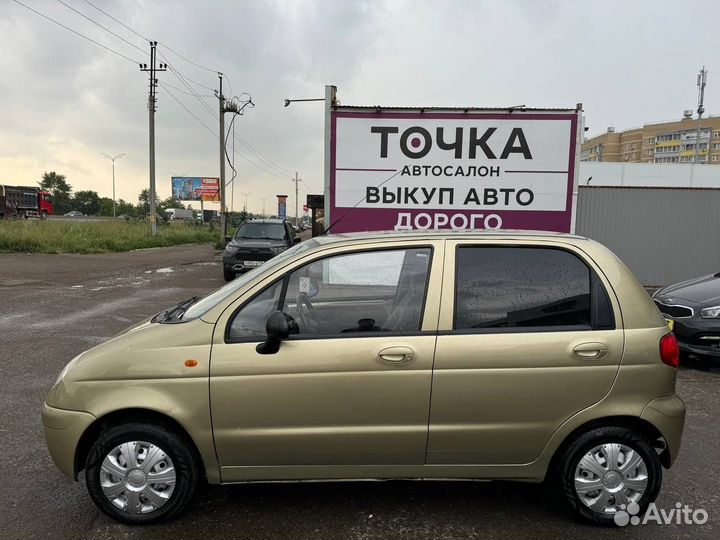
[223,219,298,281]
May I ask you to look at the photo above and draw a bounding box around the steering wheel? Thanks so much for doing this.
[296,292,321,334]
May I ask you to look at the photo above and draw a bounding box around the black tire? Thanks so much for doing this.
[223,267,235,282]
[556,426,662,526]
[85,422,198,524]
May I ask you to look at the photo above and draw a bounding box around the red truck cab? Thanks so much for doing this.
[39,191,54,217]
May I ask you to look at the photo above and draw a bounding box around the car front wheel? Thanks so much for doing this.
[557,426,662,526]
[85,422,198,524]
[223,266,235,281]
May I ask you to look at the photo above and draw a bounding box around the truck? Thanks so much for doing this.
[0,185,54,219]
[164,208,194,221]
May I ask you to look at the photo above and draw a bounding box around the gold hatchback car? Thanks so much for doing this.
[43,231,685,525]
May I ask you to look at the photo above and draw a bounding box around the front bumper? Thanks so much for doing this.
[671,316,720,358]
[42,402,96,480]
[640,395,686,467]
[223,252,274,273]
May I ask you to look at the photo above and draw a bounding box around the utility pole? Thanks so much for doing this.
[291,172,301,226]
[216,76,249,242]
[140,42,166,235]
[260,197,267,218]
[218,74,226,242]
[695,66,708,164]
[240,192,251,214]
[101,152,124,217]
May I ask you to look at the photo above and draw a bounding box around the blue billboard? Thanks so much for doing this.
[171,177,219,202]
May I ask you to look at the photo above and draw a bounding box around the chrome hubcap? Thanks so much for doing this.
[574,443,648,515]
[100,441,176,514]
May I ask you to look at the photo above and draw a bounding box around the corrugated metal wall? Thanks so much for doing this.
[575,186,720,286]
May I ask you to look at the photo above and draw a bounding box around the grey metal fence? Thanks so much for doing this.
[575,186,720,286]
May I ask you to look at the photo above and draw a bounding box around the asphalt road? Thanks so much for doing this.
[1,244,717,539]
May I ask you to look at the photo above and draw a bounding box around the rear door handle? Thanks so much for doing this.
[378,346,415,365]
[572,342,609,360]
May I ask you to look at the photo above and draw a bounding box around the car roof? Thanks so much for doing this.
[311,229,589,245]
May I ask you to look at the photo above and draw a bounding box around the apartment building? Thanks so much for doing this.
[581,111,720,164]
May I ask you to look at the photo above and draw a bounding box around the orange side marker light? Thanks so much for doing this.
[184,359,198,368]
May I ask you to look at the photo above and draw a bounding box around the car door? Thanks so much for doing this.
[210,240,443,482]
[426,239,623,466]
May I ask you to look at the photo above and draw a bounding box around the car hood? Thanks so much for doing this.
[46,317,214,409]
[656,273,720,305]
[227,239,286,249]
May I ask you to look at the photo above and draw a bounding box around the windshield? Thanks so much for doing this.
[234,222,286,241]
[183,239,319,320]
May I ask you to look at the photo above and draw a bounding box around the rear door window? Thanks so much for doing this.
[454,246,612,331]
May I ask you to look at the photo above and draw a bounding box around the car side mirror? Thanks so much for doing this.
[224,235,232,242]
[293,237,301,244]
[256,311,289,355]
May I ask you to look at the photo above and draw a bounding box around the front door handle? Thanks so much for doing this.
[572,342,609,360]
[378,346,415,365]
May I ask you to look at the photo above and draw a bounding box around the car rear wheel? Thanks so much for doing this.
[557,426,662,526]
[223,267,235,282]
[85,422,198,524]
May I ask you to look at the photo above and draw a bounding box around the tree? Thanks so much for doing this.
[39,171,71,193]
[115,199,136,217]
[137,188,159,214]
[98,197,115,217]
[159,196,184,212]
[39,171,73,214]
[72,190,102,215]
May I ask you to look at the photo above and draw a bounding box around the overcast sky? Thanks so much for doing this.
[1,0,719,215]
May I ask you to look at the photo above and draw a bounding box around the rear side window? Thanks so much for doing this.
[454,246,613,331]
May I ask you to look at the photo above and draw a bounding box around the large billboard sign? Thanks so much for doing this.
[171,177,220,202]
[328,107,581,233]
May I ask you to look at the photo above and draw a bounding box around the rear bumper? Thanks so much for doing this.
[42,402,96,480]
[640,395,686,467]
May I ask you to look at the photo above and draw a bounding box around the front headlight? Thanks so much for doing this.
[701,306,720,319]
[270,246,287,255]
[54,353,81,386]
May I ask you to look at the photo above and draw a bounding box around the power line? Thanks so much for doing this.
[158,41,219,74]
[162,56,219,116]
[81,0,220,94]
[224,113,239,188]
[230,127,293,175]
[53,0,148,57]
[76,0,290,177]
[162,82,287,180]
[161,82,214,99]
[157,49,216,92]
[24,0,292,184]
[11,0,141,64]
[82,0,149,42]
[159,82,216,135]
[161,58,291,180]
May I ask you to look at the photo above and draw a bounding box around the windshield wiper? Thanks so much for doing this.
[153,296,200,323]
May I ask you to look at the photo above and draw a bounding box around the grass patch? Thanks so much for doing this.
[0,220,219,254]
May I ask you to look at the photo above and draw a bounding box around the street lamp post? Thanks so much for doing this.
[102,153,124,217]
